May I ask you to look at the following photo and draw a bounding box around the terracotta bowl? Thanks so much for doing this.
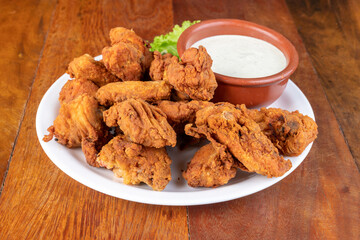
[177,19,299,108]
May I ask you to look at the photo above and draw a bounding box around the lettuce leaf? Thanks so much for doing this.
[150,20,200,57]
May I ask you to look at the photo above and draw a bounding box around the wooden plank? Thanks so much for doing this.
[0,0,56,186]
[286,0,360,169]
[173,0,360,239]
[0,0,189,239]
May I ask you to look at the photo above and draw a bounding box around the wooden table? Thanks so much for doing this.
[1,0,359,238]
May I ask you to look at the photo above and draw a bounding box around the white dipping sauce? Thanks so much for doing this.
[191,35,287,78]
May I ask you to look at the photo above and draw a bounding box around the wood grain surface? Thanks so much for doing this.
[286,0,360,169]
[0,0,188,239]
[174,0,360,239]
[0,0,359,239]
[0,0,56,188]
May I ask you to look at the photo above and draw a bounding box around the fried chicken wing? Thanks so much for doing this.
[67,54,119,87]
[183,143,237,188]
[96,80,171,106]
[164,46,217,101]
[59,78,99,104]
[103,99,176,148]
[96,135,171,191]
[185,103,292,177]
[102,42,145,81]
[43,94,105,148]
[237,104,318,156]
[109,27,153,69]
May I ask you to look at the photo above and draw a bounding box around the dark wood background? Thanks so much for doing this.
[0,0,359,239]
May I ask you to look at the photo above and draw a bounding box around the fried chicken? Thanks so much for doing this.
[149,51,192,101]
[102,42,145,81]
[96,80,171,106]
[96,135,171,191]
[149,51,173,81]
[183,143,237,188]
[185,103,292,177]
[109,27,153,69]
[156,100,214,133]
[237,104,318,156]
[67,54,119,87]
[43,94,106,149]
[103,99,176,148]
[164,46,217,101]
[45,78,109,166]
[59,78,99,104]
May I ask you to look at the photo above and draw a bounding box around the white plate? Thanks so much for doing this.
[36,74,315,206]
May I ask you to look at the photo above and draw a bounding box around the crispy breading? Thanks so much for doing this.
[103,99,176,148]
[164,46,217,101]
[149,51,173,81]
[183,143,237,188]
[102,42,145,81]
[59,78,99,104]
[149,52,191,101]
[156,100,214,133]
[43,94,105,148]
[109,27,153,69]
[96,80,171,106]
[81,138,100,167]
[67,54,119,87]
[237,104,318,156]
[185,103,292,177]
[96,135,171,191]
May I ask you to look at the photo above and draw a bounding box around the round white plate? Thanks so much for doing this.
[36,75,315,206]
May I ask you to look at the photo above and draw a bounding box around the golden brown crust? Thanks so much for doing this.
[67,54,119,87]
[46,94,105,148]
[96,135,172,191]
[183,143,237,188]
[102,42,145,81]
[149,51,173,81]
[185,103,292,177]
[96,80,171,106]
[103,99,176,148]
[59,78,99,104]
[81,138,100,167]
[164,46,217,101]
[156,100,214,133]
[237,104,318,156]
[109,27,153,69]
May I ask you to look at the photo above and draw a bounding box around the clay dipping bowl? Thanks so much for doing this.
[177,19,299,108]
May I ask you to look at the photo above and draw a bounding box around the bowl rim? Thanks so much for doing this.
[177,19,299,87]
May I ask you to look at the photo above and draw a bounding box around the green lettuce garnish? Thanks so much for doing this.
[150,20,200,57]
